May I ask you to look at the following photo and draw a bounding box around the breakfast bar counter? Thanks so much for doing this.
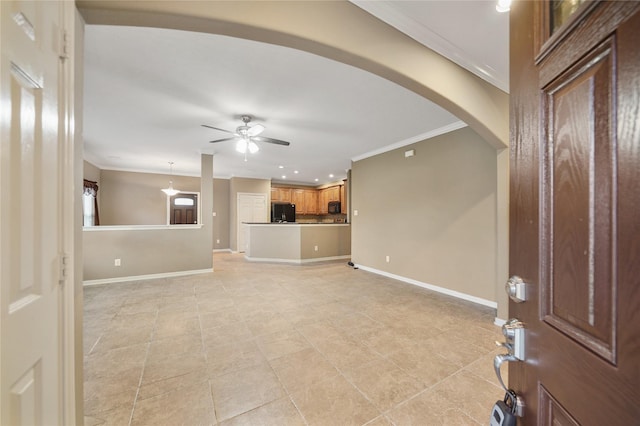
[243,223,351,263]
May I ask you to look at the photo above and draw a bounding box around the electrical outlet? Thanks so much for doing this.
[216,239,220,244]
[354,210,359,216]
[385,255,390,263]
[114,258,121,266]
[314,245,319,251]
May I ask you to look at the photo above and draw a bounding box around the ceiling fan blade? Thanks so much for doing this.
[202,124,235,134]
[209,137,237,143]
[254,136,290,146]
[247,124,265,137]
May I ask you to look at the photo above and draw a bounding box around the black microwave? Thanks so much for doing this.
[328,201,341,214]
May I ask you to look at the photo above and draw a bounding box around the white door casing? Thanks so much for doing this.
[1,1,76,424]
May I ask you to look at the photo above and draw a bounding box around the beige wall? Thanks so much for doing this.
[300,225,351,259]
[83,160,100,181]
[351,127,498,302]
[247,225,302,260]
[246,224,350,261]
[83,226,212,281]
[99,170,201,225]
[229,177,271,252]
[213,178,230,250]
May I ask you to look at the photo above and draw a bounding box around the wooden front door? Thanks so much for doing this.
[510,1,639,424]
[170,193,198,224]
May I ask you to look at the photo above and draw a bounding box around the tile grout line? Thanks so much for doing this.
[127,306,158,426]
[195,282,220,425]
[291,323,384,425]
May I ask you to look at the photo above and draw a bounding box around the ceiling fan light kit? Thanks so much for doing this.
[236,139,259,154]
[203,115,291,159]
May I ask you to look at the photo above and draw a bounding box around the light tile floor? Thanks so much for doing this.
[84,253,506,425]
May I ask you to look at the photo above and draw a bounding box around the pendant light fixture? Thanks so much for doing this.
[161,161,180,196]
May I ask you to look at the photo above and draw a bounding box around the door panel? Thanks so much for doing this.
[510,1,640,424]
[237,193,267,252]
[1,1,66,424]
[541,37,616,362]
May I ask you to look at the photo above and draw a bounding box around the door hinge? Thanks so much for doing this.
[59,29,69,60]
[58,253,69,284]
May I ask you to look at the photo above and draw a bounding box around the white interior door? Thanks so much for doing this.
[237,193,267,252]
[1,1,70,424]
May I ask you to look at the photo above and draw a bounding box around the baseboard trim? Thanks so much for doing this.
[354,264,498,309]
[244,255,351,264]
[83,268,213,286]
[213,248,232,253]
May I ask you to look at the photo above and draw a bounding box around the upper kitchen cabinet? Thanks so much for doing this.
[340,182,346,213]
[292,188,318,214]
[292,189,305,214]
[304,190,318,214]
[271,187,292,203]
[271,181,346,215]
[318,185,341,214]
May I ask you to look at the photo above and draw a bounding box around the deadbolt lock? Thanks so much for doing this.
[505,275,527,303]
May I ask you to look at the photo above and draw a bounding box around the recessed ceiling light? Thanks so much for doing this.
[314,178,319,182]
[278,165,284,169]
[294,170,299,174]
[282,175,286,179]
[329,174,334,178]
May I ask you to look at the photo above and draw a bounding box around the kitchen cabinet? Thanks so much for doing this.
[327,186,340,202]
[304,190,318,214]
[292,189,305,213]
[318,188,328,214]
[317,185,341,214]
[292,189,318,214]
[271,183,345,215]
[271,187,291,203]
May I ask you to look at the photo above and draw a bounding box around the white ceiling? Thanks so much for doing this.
[83,1,508,186]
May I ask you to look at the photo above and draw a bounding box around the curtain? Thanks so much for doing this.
[83,179,100,226]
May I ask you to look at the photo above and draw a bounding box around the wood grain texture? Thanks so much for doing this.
[509,0,541,422]
[541,39,616,361]
[510,2,640,424]
[615,5,640,404]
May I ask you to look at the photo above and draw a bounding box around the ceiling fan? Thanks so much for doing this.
[202,115,291,155]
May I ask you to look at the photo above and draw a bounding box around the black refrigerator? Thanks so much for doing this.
[271,203,296,222]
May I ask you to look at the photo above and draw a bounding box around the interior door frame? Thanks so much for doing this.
[62,2,81,423]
